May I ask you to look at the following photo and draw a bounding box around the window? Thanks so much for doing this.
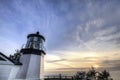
[25,36,45,50]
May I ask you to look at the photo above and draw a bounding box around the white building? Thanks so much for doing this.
[0,32,46,80]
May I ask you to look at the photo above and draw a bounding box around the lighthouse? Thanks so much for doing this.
[16,32,46,80]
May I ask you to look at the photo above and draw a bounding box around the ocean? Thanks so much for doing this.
[110,71,120,80]
[45,70,120,80]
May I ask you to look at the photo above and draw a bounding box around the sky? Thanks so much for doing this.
[0,0,120,75]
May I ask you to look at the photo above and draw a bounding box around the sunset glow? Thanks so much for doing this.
[93,64,100,69]
[0,0,120,79]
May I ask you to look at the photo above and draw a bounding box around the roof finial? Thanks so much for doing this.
[36,31,39,35]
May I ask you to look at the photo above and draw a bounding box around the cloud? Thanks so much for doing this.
[1,0,120,53]
[101,60,120,66]
[0,0,53,55]
[41,0,120,53]
[46,59,66,63]
[0,0,120,74]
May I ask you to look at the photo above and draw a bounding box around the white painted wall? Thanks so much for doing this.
[0,52,44,80]
[16,54,31,79]
[8,65,21,80]
[40,53,44,80]
[0,64,20,80]
[26,54,40,79]
[16,53,44,80]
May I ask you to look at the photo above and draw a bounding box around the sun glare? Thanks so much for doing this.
[93,64,100,69]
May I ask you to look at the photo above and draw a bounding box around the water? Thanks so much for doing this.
[110,71,120,80]
[45,70,120,80]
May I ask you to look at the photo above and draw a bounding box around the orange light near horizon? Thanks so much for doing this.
[93,64,100,69]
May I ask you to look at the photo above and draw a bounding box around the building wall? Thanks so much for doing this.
[0,52,45,80]
[8,65,21,80]
[26,54,40,79]
[16,54,31,79]
[0,64,20,80]
[40,53,44,80]
[16,53,44,80]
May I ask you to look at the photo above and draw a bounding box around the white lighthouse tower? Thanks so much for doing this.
[16,32,46,80]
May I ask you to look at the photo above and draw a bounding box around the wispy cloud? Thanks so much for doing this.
[46,59,66,63]
[0,0,120,73]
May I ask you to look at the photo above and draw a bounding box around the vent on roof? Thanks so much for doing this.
[0,56,6,61]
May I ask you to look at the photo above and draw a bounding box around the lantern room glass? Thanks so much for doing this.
[25,36,44,50]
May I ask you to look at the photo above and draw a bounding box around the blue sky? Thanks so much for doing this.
[0,0,120,74]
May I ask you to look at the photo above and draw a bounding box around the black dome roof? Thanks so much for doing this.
[27,32,45,41]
